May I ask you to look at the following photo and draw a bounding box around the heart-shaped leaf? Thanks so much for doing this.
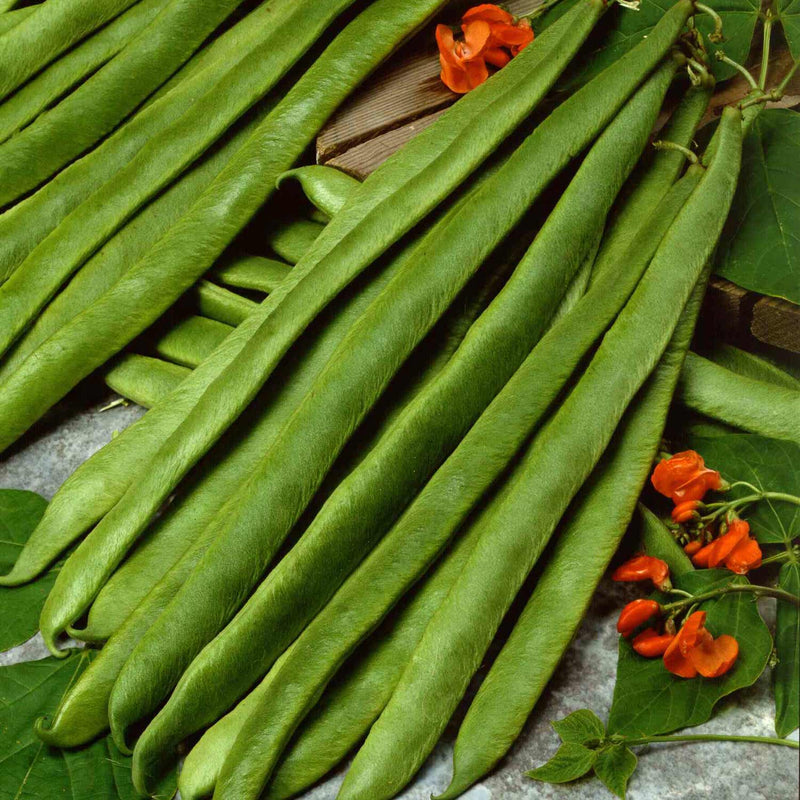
[526,741,598,783]
[686,434,800,545]
[774,562,799,737]
[714,109,800,304]
[607,570,773,736]
[0,489,52,651]
[593,744,638,799]
[0,653,175,800]
[778,0,800,59]
[552,709,607,744]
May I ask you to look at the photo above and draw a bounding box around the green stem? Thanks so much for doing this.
[652,139,698,164]
[662,583,800,611]
[715,51,759,90]
[760,9,774,92]
[622,733,798,749]
[761,551,793,566]
[695,3,724,42]
[777,59,800,94]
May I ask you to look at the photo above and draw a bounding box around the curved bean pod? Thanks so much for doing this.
[0,0,170,148]
[677,352,800,444]
[0,0,247,207]
[277,165,362,218]
[130,57,677,788]
[0,0,139,101]
[22,0,600,624]
[104,355,189,410]
[0,0,353,356]
[439,275,710,799]
[0,0,289,280]
[334,107,742,800]
[211,255,292,295]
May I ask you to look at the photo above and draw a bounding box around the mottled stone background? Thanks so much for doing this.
[2,392,798,800]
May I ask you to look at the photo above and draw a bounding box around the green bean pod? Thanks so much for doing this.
[0,0,355,356]
[267,218,326,265]
[0,112,268,378]
[0,0,469,460]
[34,195,442,738]
[677,352,800,444]
[180,497,490,800]
[14,0,600,612]
[211,255,292,295]
[589,80,713,285]
[0,0,290,281]
[192,282,258,326]
[104,355,189,410]
[439,276,710,800]
[703,343,800,390]
[35,519,220,749]
[151,316,232,369]
[277,165,362,218]
[0,0,139,101]
[0,5,34,35]
[0,0,249,207]
[128,58,677,788]
[0,0,170,147]
[334,108,742,800]
[635,502,695,577]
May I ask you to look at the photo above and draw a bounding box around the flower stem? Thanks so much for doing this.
[662,584,800,612]
[760,9,774,91]
[622,733,798,749]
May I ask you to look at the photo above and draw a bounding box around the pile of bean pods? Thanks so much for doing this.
[0,0,757,798]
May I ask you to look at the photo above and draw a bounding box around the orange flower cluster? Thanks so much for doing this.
[614,558,739,679]
[691,518,762,574]
[436,4,534,94]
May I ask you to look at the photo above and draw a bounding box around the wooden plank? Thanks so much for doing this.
[751,294,800,354]
[317,0,544,161]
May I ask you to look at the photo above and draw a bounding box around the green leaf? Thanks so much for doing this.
[686,434,800,545]
[525,742,598,783]
[774,561,799,737]
[607,570,773,736]
[593,744,638,799]
[552,709,607,745]
[714,110,800,304]
[778,0,800,59]
[552,0,760,89]
[0,653,176,800]
[0,489,51,650]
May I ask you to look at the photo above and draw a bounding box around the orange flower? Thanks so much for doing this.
[612,555,671,591]
[633,627,674,657]
[652,450,722,504]
[691,519,762,574]
[684,540,702,556]
[672,499,701,523]
[663,611,739,678]
[436,22,490,94]
[436,4,534,94]
[617,599,660,637]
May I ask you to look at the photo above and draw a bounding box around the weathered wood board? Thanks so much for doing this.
[317,3,800,355]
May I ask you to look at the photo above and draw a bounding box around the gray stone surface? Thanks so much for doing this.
[1,396,798,800]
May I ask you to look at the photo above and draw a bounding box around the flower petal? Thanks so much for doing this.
[664,634,698,678]
[460,19,492,60]
[461,3,514,25]
[689,633,739,678]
